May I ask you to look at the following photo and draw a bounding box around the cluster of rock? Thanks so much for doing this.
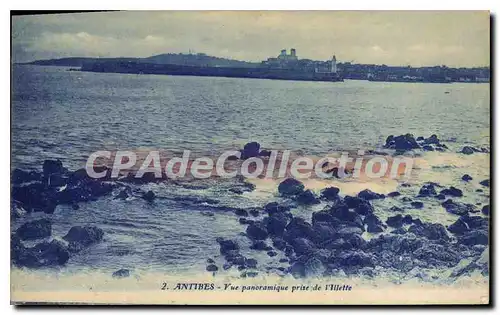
[383,134,448,152]
[210,238,260,278]
[10,160,129,270]
[459,146,489,155]
[277,178,320,205]
[12,221,104,268]
[208,178,489,279]
[415,181,491,216]
[11,160,115,216]
[235,142,271,160]
[11,159,163,220]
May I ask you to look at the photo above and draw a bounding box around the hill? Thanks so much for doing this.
[24,53,259,68]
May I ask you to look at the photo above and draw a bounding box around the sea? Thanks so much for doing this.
[11,65,490,291]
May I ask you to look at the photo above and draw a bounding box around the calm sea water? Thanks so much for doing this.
[12,65,489,169]
[11,65,490,277]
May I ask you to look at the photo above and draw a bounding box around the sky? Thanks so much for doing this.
[12,11,490,67]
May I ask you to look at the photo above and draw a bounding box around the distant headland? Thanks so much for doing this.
[20,49,490,84]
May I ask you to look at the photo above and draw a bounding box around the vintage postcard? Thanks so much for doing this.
[10,11,490,305]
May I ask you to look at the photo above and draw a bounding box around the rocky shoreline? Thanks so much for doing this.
[208,176,489,280]
[11,134,490,282]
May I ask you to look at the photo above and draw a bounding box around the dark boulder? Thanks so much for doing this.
[482,205,490,216]
[229,188,245,194]
[278,178,305,196]
[290,256,325,278]
[411,201,424,209]
[386,215,404,228]
[142,190,156,202]
[16,219,52,241]
[413,243,460,267]
[322,238,351,251]
[458,230,488,246]
[63,225,104,252]
[358,189,385,201]
[12,239,69,268]
[250,240,272,251]
[435,194,446,200]
[412,218,423,226]
[402,215,413,225]
[264,202,290,215]
[206,264,218,272]
[225,252,246,266]
[422,145,434,151]
[460,216,488,231]
[272,238,287,250]
[312,210,337,226]
[241,142,261,159]
[337,250,375,269]
[460,146,475,155]
[47,174,67,188]
[11,183,57,214]
[246,258,258,268]
[442,199,475,216]
[366,223,384,233]
[112,269,130,278]
[246,222,269,240]
[462,174,473,182]
[234,209,249,217]
[365,234,423,255]
[384,134,420,151]
[43,159,64,177]
[283,217,315,242]
[263,212,289,236]
[440,187,463,197]
[296,189,320,205]
[55,186,89,204]
[290,238,316,255]
[115,188,130,200]
[12,169,41,184]
[391,228,407,235]
[320,187,340,200]
[390,206,404,212]
[408,222,450,242]
[364,213,384,227]
[249,209,260,217]
[418,183,437,197]
[68,168,93,184]
[479,179,490,187]
[447,217,470,235]
[343,196,363,209]
[311,222,337,243]
[239,218,253,225]
[86,181,114,197]
[216,238,239,255]
[330,208,364,229]
[387,191,401,197]
[259,150,272,157]
[267,250,277,257]
[352,200,374,216]
[423,134,440,145]
[346,233,366,249]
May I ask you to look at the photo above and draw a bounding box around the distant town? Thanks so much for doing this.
[261,48,489,83]
[25,49,490,83]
